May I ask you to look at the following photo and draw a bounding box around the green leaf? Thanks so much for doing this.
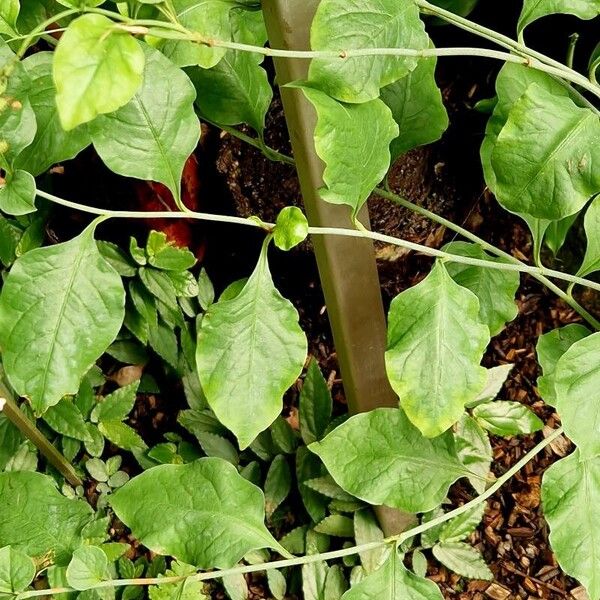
[149,561,208,600]
[0,215,21,267]
[43,399,91,442]
[189,9,271,134]
[380,53,448,161]
[341,551,443,599]
[89,44,200,206]
[296,86,398,217]
[472,401,543,436]
[91,381,139,424]
[66,546,110,591]
[0,0,18,36]
[443,242,519,336]
[197,269,215,310]
[439,504,485,543]
[139,268,178,308]
[308,0,429,103]
[196,238,307,449]
[310,408,468,513]
[305,475,355,501]
[145,231,196,272]
[354,510,387,573]
[467,364,513,407]
[15,52,91,176]
[98,421,147,453]
[0,471,93,565]
[53,14,145,130]
[577,195,600,277]
[491,83,600,221]
[554,332,600,457]
[518,0,600,35]
[386,261,489,437]
[0,220,125,415]
[110,458,284,568]
[86,458,109,482]
[0,169,35,216]
[299,358,332,445]
[0,546,35,596]
[97,241,137,277]
[264,454,292,517]
[536,323,590,404]
[455,414,491,494]
[297,446,328,523]
[159,0,233,68]
[315,515,354,538]
[542,450,600,598]
[429,0,479,16]
[267,570,286,600]
[0,411,21,470]
[274,207,309,251]
[432,543,492,580]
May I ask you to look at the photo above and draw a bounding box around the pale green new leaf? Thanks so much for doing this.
[53,14,145,130]
[467,364,513,407]
[0,471,93,565]
[297,85,398,217]
[190,10,271,134]
[354,510,388,573]
[66,546,110,591]
[274,207,309,252]
[89,44,200,207]
[536,323,590,404]
[308,0,429,103]
[15,52,91,176]
[518,0,600,35]
[196,239,307,449]
[110,458,283,568]
[149,561,208,600]
[432,543,492,580]
[439,504,485,543]
[443,242,519,336]
[455,414,492,494]
[491,83,600,221]
[386,261,489,437]
[577,196,600,277]
[299,358,332,445]
[472,401,543,436]
[341,551,443,599]
[380,54,448,161]
[310,408,469,513]
[0,169,35,215]
[98,421,147,453]
[542,450,600,599]
[0,546,35,596]
[0,0,18,36]
[554,332,600,457]
[159,0,233,69]
[0,221,125,415]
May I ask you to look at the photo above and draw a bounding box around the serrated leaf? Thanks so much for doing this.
[432,543,492,580]
[92,381,139,424]
[89,44,200,207]
[455,414,492,494]
[97,242,137,278]
[190,9,271,134]
[145,231,196,272]
[15,52,91,176]
[264,454,291,517]
[305,475,356,501]
[0,412,21,470]
[0,546,35,596]
[296,86,398,217]
[518,0,600,35]
[310,408,469,513]
[53,14,145,129]
[308,0,429,103]
[66,546,110,591]
[439,504,485,543]
[380,52,448,161]
[196,238,307,449]
[300,358,332,445]
[491,83,600,221]
[0,471,93,565]
[98,421,147,453]
[43,399,91,442]
[386,261,489,437]
[0,170,36,216]
[159,0,233,68]
[197,269,215,310]
[554,332,600,457]
[473,401,543,436]
[297,446,328,523]
[536,323,590,404]
[354,510,387,573]
[342,551,443,599]
[443,242,519,336]
[315,515,354,538]
[149,561,207,600]
[0,220,125,415]
[194,430,239,464]
[110,458,284,568]
[139,268,178,308]
[274,207,309,251]
[542,450,600,599]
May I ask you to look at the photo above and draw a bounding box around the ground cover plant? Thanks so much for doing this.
[0,0,600,598]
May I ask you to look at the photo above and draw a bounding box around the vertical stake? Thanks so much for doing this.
[261,0,416,535]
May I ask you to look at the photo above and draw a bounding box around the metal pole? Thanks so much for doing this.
[261,0,415,535]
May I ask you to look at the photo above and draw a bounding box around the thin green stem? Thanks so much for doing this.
[566,33,579,70]
[34,188,600,297]
[16,8,78,58]
[17,426,563,599]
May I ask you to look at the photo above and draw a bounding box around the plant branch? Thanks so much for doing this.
[17,426,563,599]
